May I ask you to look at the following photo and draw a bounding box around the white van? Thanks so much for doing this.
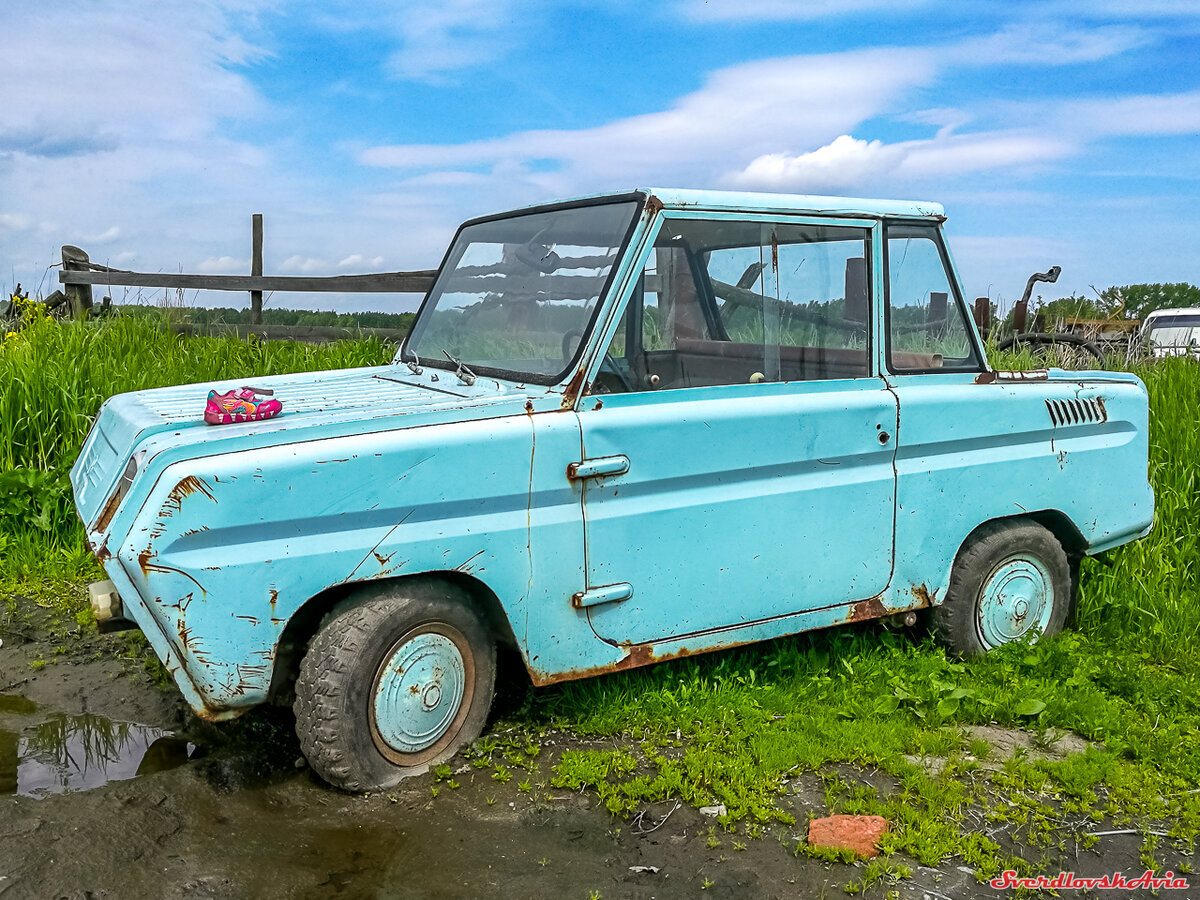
[1142,308,1200,358]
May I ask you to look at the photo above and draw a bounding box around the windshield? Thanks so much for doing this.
[400,199,642,383]
[1147,315,1200,349]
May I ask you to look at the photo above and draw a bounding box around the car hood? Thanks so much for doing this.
[71,364,542,533]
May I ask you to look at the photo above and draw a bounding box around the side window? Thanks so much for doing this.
[596,218,871,393]
[886,224,981,371]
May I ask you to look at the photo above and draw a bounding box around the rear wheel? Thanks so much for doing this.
[294,583,496,791]
[932,521,1071,657]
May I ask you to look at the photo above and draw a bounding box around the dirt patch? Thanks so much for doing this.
[0,597,183,729]
[0,596,1190,899]
[963,723,1092,766]
[902,723,1093,777]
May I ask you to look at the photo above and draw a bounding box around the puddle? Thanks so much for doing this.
[0,693,195,798]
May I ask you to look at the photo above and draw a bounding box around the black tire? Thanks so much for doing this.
[294,582,496,791]
[932,520,1071,657]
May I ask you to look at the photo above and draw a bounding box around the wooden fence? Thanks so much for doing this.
[55,215,437,343]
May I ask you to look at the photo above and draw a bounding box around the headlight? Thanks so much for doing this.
[94,449,145,531]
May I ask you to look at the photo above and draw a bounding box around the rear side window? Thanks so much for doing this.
[886,224,981,372]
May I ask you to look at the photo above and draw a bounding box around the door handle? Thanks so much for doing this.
[567,455,630,481]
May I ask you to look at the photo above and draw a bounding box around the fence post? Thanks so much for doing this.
[250,213,263,326]
[61,245,94,319]
[972,297,992,335]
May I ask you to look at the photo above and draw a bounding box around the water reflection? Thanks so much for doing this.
[0,700,194,798]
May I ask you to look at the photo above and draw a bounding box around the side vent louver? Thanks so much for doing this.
[1045,397,1107,427]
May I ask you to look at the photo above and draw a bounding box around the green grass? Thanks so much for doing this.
[5,316,1200,879]
[524,347,1200,878]
[0,314,391,587]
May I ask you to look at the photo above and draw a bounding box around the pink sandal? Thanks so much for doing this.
[204,386,283,425]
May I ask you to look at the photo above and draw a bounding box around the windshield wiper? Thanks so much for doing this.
[405,353,423,375]
[442,349,477,386]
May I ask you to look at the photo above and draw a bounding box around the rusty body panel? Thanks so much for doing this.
[70,188,1153,724]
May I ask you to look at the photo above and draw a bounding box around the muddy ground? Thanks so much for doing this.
[0,598,1189,900]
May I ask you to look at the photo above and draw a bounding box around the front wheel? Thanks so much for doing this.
[932,521,1071,657]
[294,584,496,791]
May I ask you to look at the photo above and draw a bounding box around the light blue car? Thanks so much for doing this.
[71,190,1154,790]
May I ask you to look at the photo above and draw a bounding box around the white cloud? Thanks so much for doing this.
[195,256,251,274]
[949,22,1151,66]
[899,132,1074,176]
[304,0,518,82]
[677,0,931,21]
[731,136,908,192]
[730,130,1074,193]
[362,48,937,184]
[1035,0,1200,19]
[1057,91,1200,137]
[336,254,385,270]
[0,213,34,232]
[279,255,329,274]
[85,226,121,244]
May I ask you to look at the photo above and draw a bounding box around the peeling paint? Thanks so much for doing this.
[847,596,887,623]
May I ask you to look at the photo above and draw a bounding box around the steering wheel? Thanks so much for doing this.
[562,330,583,362]
[561,330,634,393]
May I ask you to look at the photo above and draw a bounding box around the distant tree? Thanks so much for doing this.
[1097,283,1200,320]
[1034,293,1120,327]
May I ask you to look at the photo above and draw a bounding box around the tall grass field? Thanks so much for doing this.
[4,314,1200,876]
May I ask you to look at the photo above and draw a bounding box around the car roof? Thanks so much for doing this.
[1143,307,1200,321]
[493,188,947,222]
[641,188,946,221]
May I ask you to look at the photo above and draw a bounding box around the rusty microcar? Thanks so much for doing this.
[71,189,1154,790]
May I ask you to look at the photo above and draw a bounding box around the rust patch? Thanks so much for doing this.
[141,560,208,595]
[528,640,704,686]
[177,619,194,654]
[848,596,888,623]
[456,549,485,572]
[974,369,1050,384]
[95,541,111,562]
[94,488,124,532]
[233,615,259,625]
[770,229,779,273]
[644,194,664,216]
[268,588,279,612]
[170,475,217,504]
[910,584,938,607]
[561,367,589,409]
[192,706,226,723]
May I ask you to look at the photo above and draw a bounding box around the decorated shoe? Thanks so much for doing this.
[204,386,283,425]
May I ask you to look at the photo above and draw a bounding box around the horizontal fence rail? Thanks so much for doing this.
[58,269,438,294]
[47,216,438,342]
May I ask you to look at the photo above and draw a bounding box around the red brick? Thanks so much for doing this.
[807,814,889,859]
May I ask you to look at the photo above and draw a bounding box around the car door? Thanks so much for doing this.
[574,213,899,646]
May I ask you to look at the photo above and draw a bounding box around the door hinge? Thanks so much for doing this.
[572,582,634,609]
[566,455,629,482]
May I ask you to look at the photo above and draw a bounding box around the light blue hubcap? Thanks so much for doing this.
[372,631,466,756]
[976,556,1054,649]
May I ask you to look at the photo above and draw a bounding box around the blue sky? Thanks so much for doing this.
[3,0,1200,313]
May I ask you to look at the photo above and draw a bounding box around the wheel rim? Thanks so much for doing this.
[370,623,474,764]
[975,554,1055,649]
